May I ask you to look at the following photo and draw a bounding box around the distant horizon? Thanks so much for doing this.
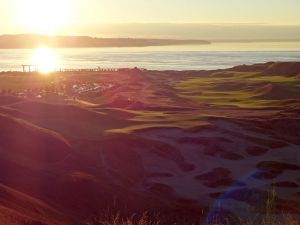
[2,23,300,42]
[1,33,300,45]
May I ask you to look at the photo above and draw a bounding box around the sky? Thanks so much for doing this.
[0,0,300,39]
[71,0,300,24]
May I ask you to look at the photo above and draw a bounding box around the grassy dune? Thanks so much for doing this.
[0,62,299,225]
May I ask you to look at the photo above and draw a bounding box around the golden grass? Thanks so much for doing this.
[86,213,160,225]
[87,187,300,225]
[87,213,299,225]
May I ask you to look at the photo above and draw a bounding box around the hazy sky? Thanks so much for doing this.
[71,0,300,24]
[0,0,300,39]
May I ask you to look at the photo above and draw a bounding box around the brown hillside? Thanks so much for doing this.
[261,62,300,76]
[0,113,71,163]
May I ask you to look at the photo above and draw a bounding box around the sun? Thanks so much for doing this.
[14,0,72,35]
[31,47,60,74]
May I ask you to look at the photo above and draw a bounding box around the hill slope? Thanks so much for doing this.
[0,62,299,224]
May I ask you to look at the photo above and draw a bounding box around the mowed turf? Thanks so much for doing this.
[176,71,300,108]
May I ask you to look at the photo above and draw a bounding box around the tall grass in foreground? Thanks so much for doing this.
[87,213,299,225]
[87,187,299,225]
[264,185,278,225]
[90,213,160,225]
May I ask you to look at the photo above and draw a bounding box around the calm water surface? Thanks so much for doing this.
[0,42,300,71]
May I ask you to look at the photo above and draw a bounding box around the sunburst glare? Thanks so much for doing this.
[31,47,60,74]
[14,0,72,35]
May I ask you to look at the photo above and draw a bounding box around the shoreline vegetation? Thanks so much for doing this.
[0,34,210,49]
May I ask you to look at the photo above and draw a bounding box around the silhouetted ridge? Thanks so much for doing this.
[0,34,210,48]
[230,62,300,76]
[261,62,300,76]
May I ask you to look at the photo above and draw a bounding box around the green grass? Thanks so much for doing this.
[106,120,210,134]
[105,109,213,134]
[175,71,300,109]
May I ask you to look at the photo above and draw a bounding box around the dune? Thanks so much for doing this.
[254,83,300,100]
[0,113,71,163]
[230,62,274,72]
[0,184,70,225]
[261,62,300,76]
[0,95,24,106]
[0,62,299,224]
[230,62,300,76]
[6,100,135,140]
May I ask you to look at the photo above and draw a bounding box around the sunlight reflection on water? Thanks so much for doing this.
[0,42,300,71]
[31,47,60,74]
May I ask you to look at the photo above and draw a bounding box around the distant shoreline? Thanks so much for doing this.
[0,34,210,49]
[0,35,299,49]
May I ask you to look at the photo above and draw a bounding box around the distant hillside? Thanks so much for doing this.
[230,61,300,76]
[0,34,210,49]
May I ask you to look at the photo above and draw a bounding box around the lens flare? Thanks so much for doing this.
[31,47,60,74]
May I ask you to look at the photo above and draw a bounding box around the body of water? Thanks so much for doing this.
[0,42,300,71]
